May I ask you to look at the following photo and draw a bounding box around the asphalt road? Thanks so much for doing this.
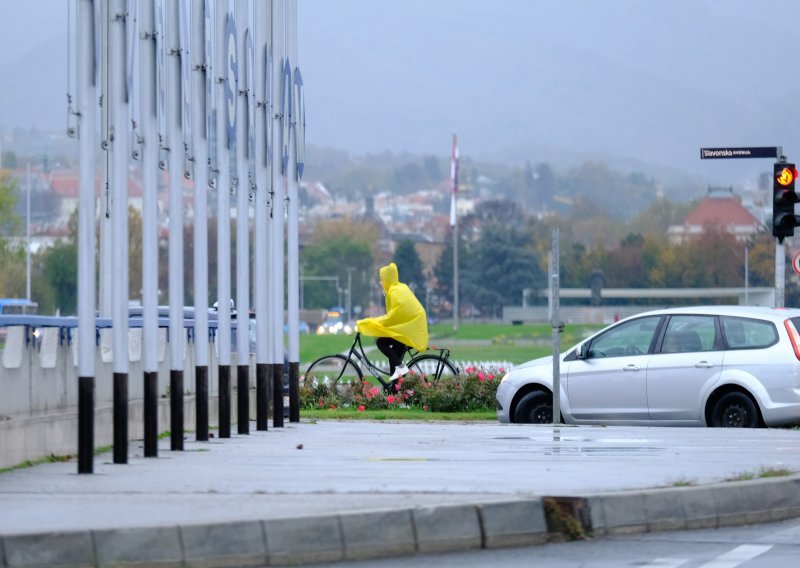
[315,517,800,568]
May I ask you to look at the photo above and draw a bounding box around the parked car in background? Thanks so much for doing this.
[497,306,800,428]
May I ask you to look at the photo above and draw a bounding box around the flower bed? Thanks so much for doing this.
[300,366,503,413]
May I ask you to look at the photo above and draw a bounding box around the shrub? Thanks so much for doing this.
[300,365,504,412]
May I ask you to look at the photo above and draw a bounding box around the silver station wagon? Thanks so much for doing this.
[496,306,800,427]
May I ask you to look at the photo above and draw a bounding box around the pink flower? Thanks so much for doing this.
[371,387,380,396]
[488,374,494,381]
[408,390,415,396]
[387,395,396,403]
[329,404,336,410]
[422,405,428,411]
[358,405,365,412]
[499,367,505,373]
[478,372,486,382]
[318,400,325,408]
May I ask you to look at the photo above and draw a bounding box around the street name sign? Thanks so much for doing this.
[700,147,778,159]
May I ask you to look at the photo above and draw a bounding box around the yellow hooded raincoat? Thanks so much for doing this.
[356,263,428,351]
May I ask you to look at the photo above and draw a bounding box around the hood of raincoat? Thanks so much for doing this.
[379,262,399,293]
[356,263,428,351]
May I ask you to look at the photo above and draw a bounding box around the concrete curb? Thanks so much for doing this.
[2,476,800,567]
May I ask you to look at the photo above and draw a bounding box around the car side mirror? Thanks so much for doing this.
[578,343,590,359]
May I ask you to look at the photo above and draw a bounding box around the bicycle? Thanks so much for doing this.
[305,332,460,393]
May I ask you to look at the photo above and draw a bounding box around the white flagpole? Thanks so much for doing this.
[286,0,300,422]
[253,0,271,431]
[215,0,234,438]
[110,0,130,464]
[140,0,160,458]
[191,0,210,441]
[234,0,250,435]
[450,132,459,331]
[166,0,185,451]
[77,0,98,474]
[271,0,286,427]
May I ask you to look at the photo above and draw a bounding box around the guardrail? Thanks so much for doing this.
[0,314,262,470]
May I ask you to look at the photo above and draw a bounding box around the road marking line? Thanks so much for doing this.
[642,559,688,567]
[698,544,773,568]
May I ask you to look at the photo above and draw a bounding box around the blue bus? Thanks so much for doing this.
[0,299,38,315]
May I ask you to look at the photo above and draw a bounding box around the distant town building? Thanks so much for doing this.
[667,186,761,244]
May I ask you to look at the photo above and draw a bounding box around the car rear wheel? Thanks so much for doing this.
[514,391,553,424]
[710,392,759,428]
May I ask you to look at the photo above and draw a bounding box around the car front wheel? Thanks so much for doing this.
[514,391,553,424]
[710,392,759,428]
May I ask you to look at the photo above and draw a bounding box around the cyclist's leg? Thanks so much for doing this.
[376,337,406,375]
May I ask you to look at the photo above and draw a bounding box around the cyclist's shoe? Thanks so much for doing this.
[389,364,409,382]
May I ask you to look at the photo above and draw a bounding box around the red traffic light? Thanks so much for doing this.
[776,166,799,186]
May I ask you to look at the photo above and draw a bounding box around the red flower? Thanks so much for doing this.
[358,405,365,412]
[329,404,336,410]
[387,395,396,403]
[422,405,428,411]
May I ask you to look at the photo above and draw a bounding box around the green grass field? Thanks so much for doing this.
[299,322,603,367]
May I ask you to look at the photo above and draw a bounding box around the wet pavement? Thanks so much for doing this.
[1,420,799,536]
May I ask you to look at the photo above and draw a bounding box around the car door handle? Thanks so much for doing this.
[695,361,714,368]
[623,364,640,372]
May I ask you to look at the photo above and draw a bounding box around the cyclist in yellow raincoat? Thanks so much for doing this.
[357,262,428,381]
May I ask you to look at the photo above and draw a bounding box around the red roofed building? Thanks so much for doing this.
[668,187,762,244]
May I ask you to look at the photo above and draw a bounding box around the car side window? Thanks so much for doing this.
[589,316,660,358]
[721,316,778,349]
[660,315,716,354]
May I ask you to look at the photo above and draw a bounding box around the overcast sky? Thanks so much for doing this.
[2,1,799,185]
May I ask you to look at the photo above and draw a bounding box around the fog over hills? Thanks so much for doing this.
[2,0,799,189]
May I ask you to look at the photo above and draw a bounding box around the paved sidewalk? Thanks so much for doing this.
[1,421,799,567]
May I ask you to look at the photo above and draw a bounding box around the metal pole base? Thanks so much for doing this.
[113,372,128,464]
[237,365,249,435]
[219,365,231,438]
[144,371,158,457]
[78,376,94,474]
[195,366,209,441]
[272,362,284,427]
[289,361,300,422]
[256,363,269,431]
[170,370,184,451]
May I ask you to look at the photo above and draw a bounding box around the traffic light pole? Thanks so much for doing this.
[701,146,793,308]
[776,239,785,308]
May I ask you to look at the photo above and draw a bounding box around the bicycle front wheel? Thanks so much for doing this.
[306,354,363,387]
[407,355,459,381]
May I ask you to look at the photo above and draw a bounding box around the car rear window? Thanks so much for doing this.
[720,316,778,349]
[661,315,716,353]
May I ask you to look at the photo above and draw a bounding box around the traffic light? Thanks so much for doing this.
[772,162,800,240]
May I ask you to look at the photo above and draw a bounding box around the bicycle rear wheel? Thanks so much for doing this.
[407,355,458,381]
[305,355,363,387]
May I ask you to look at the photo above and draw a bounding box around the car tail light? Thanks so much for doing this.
[784,319,800,361]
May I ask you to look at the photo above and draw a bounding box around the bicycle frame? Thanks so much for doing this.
[344,333,452,391]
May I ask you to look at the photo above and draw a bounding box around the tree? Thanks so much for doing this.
[301,219,377,310]
[39,240,78,314]
[393,239,424,293]
[463,224,545,317]
[0,170,20,236]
